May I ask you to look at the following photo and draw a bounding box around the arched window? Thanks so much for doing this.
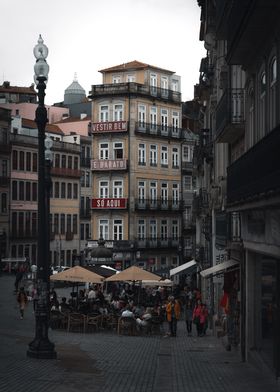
[269,57,277,130]
[259,71,266,139]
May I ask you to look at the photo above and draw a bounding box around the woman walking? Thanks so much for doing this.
[192,299,203,337]
[185,299,193,336]
[17,287,28,319]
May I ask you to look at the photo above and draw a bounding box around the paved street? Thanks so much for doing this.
[0,274,279,392]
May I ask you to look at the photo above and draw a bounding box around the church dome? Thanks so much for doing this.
[64,73,86,105]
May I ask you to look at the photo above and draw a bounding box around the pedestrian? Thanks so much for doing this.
[166,296,181,337]
[200,303,209,336]
[31,284,39,313]
[185,299,193,336]
[14,270,24,293]
[30,263,37,280]
[17,287,28,319]
[192,299,203,337]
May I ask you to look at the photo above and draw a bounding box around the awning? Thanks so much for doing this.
[170,259,197,276]
[200,259,239,278]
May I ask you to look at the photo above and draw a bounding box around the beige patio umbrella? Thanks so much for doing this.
[141,279,173,287]
[105,265,161,282]
[50,266,104,284]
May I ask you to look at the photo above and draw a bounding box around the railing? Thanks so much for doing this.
[10,231,37,239]
[89,82,181,103]
[135,122,183,139]
[181,161,193,171]
[134,198,184,211]
[215,88,245,142]
[227,123,280,205]
[51,167,82,178]
[134,237,181,249]
[52,140,81,154]
[80,157,91,168]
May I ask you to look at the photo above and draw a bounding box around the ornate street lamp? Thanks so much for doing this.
[27,35,56,359]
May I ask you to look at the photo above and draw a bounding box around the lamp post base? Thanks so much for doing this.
[27,338,57,359]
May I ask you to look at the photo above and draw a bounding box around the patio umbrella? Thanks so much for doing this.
[50,266,104,284]
[105,265,161,282]
[141,279,173,287]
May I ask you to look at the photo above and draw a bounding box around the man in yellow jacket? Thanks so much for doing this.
[166,296,181,337]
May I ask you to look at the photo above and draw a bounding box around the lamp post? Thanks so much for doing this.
[27,35,56,359]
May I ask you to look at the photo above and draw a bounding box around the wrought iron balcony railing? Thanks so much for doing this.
[134,237,181,249]
[135,122,183,139]
[134,198,184,211]
[89,82,181,103]
[215,88,245,143]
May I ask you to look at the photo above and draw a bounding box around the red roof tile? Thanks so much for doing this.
[0,83,36,95]
[99,60,174,74]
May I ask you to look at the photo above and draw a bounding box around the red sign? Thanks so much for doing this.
[92,121,127,133]
[91,198,128,209]
[91,159,127,170]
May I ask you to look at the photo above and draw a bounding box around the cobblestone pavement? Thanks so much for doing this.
[0,275,279,392]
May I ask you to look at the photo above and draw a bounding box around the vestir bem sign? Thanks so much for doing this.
[91,198,128,209]
[92,121,127,133]
[91,159,127,170]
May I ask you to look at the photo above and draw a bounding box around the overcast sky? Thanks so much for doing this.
[1,0,205,105]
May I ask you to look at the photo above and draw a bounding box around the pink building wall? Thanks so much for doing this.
[0,103,69,123]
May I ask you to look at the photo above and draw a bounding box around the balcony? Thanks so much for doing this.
[91,159,128,171]
[51,167,82,178]
[227,123,280,207]
[113,240,134,251]
[66,231,74,241]
[215,88,245,143]
[135,237,181,250]
[89,82,181,104]
[181,161,193,171]
[10,231,37,239]
[134,198,184,212]
[80,157,91,168]
[0,176,9,187]
[135,122,183,139]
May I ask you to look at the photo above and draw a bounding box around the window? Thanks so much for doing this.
[61,155,66,168]
[99,219,109,240]
[150,73,157,95]
[54,214,59,234]
[172,111,179,134]
[32,153,37,172]
[73,214,78,234]
[1,193,7,213]
[12,150,18,170]
[32,212,37,236]
[161,76,168,97]
[150,219,157,240]
[12,181,17,200]
[26,212,31,236]
[60,214,65,234]
[80,223,85,240]
[55,182,59,198]
[100,143,109,160]
[32,183,37,201]
[138,181,146,202]
[113,104,123,121]
[150,106,157,130]
[81,171,85,187]
[66,250,71,266]
[55,154,60,167]
[127,74,135,82]
[113,180,123,198]
[172,79,179,92]
[172,220,179,240]
[66,214,71,233]
[26,152,31,171]
[99,181,109,198]
[138,219,146,240]
[172,183,179,204]
[67,183,72,199]
[61,182,66,198]
[112,75,121,84]
[161,109,168,131]
[73,183,78,199]
[85,223,90,240]
[19,181,24,200]
[259,71,266,138]
[2,159,7,177]
[113,142,123,159]
[161,183,168,203]
[68,156,72,169]
[19,151,24,170]
[161,145,168,166]
[269,57,277,130]
[85,171,90,187]
[150,181,157,203]
[138,143,146,165]
[172,147,179,168]
[100,105,109,122]
[74,157,78,170]
[113,219,123,240]
[183,146,192,162]
[161,220,168,240]
[138,105,146,126]
[150,145,157,166]
[25,182,31,201]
